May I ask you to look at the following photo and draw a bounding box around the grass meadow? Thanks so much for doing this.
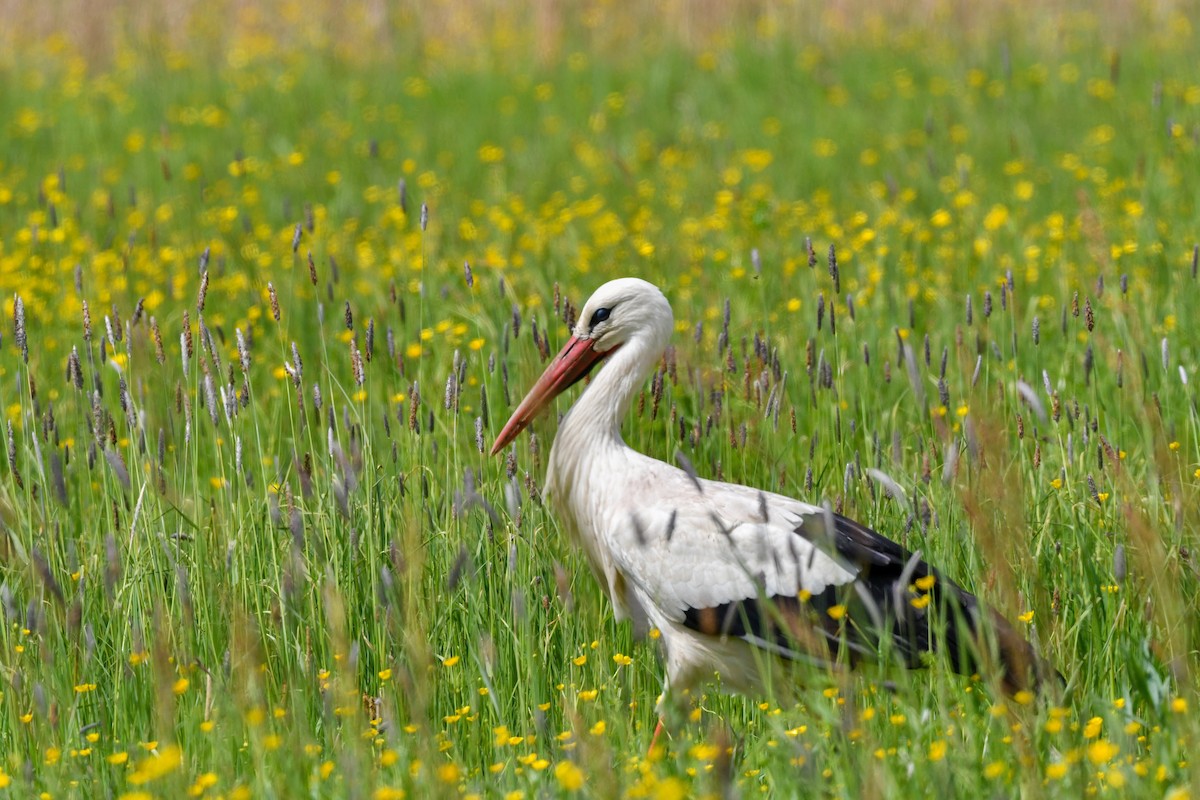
[1,1,1199,796]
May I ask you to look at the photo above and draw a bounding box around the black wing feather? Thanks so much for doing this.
[678,510,1056,693]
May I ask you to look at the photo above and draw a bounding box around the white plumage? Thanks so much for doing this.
[492,277,1052,707]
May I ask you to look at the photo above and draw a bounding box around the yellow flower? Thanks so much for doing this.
[128,744,182,784]
[572,655,587,666]
[652,776,688,800]
[826,605,847,620]
[1018,610,1034,623]
[436,763,460,784]
[1087,739,1119,765]
[928,740,947,761]
[613,653,632,666]
[983,761,1006,779]
[1171,697,1188,713]
[554,760,584,791]
[108,752,129,765]
[173,677,189,695]
[378,669,392,680]
[1046,762,1068,780]
[443,656,460,667]
[478,144,505,163]
[983,204,1009,231]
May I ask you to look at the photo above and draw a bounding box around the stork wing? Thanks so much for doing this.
[606,465,1045,688]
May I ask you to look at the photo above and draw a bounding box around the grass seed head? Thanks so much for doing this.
[827,244,839,293]
[197,269,209,313]
[352,342,365,386]
[67,347,84,390]
[12,295,28,363]
[236,328,250,374]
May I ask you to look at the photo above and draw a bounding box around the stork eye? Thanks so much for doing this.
[589,307,611,328]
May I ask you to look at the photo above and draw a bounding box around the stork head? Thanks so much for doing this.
[490,277,673,455]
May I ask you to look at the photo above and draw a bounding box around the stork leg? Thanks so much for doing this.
[648,716,667,756]
[647,676,673,757]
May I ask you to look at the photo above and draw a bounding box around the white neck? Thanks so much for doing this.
[553,333,663,463]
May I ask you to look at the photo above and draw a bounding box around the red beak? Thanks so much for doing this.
[490,335,611,455]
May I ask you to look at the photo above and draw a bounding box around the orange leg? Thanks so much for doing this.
[648,716,666,756]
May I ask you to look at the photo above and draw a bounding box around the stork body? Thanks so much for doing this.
[492,278,1051,704]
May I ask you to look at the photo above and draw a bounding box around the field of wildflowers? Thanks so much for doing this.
[1,1,1199,796]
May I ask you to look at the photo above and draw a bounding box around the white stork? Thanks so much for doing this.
[490,277,1055,726]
